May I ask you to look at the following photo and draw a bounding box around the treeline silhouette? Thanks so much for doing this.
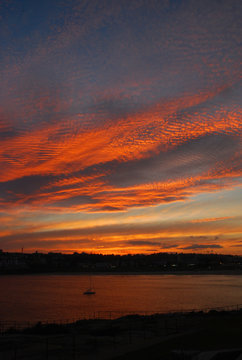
[0,250,241,274]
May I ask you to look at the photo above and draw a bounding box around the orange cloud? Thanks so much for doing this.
[1,85,241,184]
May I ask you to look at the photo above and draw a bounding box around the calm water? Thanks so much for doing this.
[0,274,242,322]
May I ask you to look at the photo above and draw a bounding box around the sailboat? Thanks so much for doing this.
[83,276,96,295]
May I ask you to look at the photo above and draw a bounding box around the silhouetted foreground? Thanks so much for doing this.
[1,308,242,359]
[1,250,242,274]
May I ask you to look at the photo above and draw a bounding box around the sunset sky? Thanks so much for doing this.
[0,0,241,255]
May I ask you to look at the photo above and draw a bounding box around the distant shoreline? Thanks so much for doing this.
[1,269,242,276]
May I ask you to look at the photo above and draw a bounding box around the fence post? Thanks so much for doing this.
[45,337,49,360]
[175,317,178,333]
[72,335,76,360]
[129,319,132,344]
[14,345,17,360]
[165,319,168,335]
[143,318,146,340]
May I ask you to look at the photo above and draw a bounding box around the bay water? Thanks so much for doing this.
[0,274,241,322]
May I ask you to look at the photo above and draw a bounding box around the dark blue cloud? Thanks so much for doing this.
[181,244,223,250]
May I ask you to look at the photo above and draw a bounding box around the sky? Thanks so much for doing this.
[0,0,241,255]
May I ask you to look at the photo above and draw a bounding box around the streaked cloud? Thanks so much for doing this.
[181,244,223,250]
[0,215,241,254]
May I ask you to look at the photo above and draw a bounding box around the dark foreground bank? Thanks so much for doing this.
[1,308,242,359]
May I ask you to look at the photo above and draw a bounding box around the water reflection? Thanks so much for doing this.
[0,274,242,322]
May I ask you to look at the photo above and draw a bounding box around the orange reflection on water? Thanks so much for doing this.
[1,274,242,322]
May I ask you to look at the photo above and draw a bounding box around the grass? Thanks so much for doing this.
[1,310,242,359]
[112,311,242,359]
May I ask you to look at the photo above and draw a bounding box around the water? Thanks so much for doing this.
[0,274,242,322]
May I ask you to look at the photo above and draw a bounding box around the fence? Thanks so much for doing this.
[0,303,241,334]
[0,304,241,360]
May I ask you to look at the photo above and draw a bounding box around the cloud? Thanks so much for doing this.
[0,216,240,244]
[0,0,241,253]
[127,240,179,248]
[127,240,162,247]
[181,244,223,250]
[0,100,240,212]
